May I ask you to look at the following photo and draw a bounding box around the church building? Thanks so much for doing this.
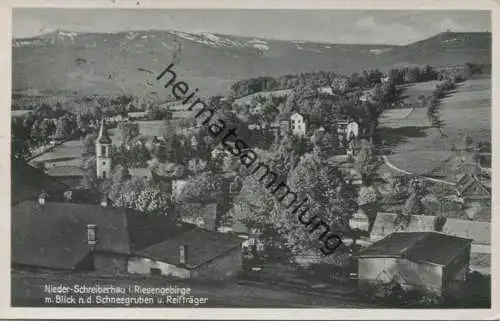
[96,120,112,179]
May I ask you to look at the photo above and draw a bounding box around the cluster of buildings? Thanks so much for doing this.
[12,200,242,280]
[12,121,245,281]
[12,106,491,301]
[352,172,491,297]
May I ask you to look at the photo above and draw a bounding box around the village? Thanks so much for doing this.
[9,20,493,307]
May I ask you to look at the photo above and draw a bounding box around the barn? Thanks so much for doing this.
[358,232,472,296]
[130,229,242,281]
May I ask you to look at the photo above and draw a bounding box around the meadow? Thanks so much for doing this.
[379,77,491,180]
[30,120,168,167]
[108,120,166,145]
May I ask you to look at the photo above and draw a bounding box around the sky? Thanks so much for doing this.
[12,9,491,45]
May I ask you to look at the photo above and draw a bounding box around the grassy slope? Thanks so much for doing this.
[380,77,491,179]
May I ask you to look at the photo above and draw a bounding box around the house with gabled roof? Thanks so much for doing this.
[131,229,242,280]
[44,165,85,187]
[11,200,242,280]
[455,173,491,204]
[358,232,472,296]
[11,159,69,205]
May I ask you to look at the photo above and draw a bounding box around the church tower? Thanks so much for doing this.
[96,119,112,179]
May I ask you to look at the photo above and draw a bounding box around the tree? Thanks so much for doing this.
[233,176,278,232]
[77,113,93,131]
[426,95,447,139]
[40,119,56,144]
[134,186,172,216]
[119,121,140,146]
[176,171,224,203]
[149,160,185,179]
[79,156,101,193]
[82,133,97,157]
[310,128,340,158]
[112,176,147,208]
[55,115,72,140]
[129,143,150,167]
[30,120,42,145]
[358,185,381,228]
[108,164,131,202]
[402,193,425,217]
[11,118,31,159]
[355,141,380,185]
[277,153,357,256]
[152,140,168,162]
[110,176,175,218]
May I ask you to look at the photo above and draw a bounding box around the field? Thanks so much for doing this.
[379,77,491,181]
[108,120,166,145]
[396,80,441,108]
[30,120,168,167]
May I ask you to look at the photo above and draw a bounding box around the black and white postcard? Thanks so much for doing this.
[1,0,498,319]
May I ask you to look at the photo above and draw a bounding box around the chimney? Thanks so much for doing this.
[38,192,47,205]
[86,224,98,250]
[179,245,188,265]
[100,197,108,207]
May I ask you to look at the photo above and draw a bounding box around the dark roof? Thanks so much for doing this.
[97,120,112,144]
[12,201,189,270]
[455,174,491,197]
[11,159,69,204]
[135,228,242,268]
[12,201,131,270]
[359,232,472,266]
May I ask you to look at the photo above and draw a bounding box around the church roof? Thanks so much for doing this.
[97,119,112,144]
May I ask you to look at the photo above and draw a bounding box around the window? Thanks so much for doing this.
[150,268,161,276]
[102,171,106,179]
[101,146,106,157]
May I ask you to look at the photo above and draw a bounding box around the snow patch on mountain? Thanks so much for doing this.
[441,38,460,43]
[56,31,79,38]
[169,30,199,42]
[369,48,392,55]
[248,39,269,51]
[169,30,249,49]
[252,43,269,51]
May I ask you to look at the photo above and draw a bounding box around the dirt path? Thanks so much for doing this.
[382,155,455,186]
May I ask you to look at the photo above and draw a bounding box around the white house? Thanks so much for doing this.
[290,112,306,137]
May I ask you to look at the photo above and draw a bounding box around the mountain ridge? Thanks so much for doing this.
[12,30,491,98]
